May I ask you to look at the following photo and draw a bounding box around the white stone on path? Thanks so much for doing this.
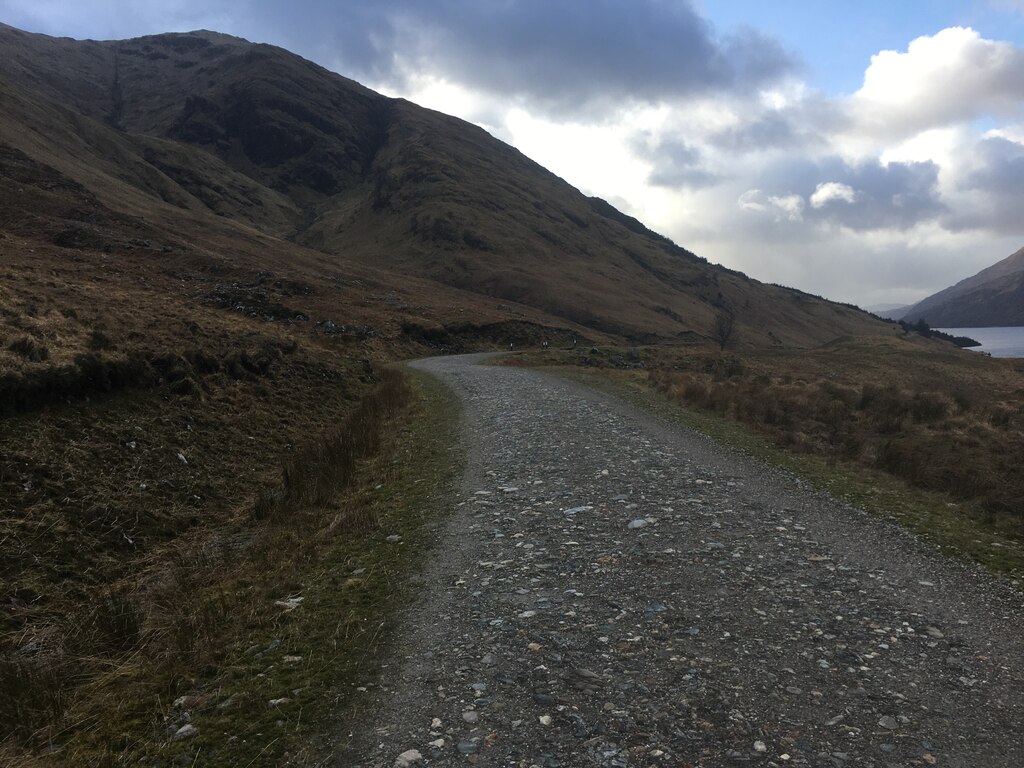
[394,749,423,767]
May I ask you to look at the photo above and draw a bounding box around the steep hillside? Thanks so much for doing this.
[0,23,894,346]
[903,246,1024,327]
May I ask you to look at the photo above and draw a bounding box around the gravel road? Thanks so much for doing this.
[342,353,1023,768]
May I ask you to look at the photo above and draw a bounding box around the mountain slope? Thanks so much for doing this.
[864,303,911,321]
[903,246,1024,327]
[0,23,893,346]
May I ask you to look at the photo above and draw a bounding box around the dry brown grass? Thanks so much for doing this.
[0,200,441,758]
[255,368,411,519]
[645,338,1024,529]
[0,363,415,759]
[0,126,571,762]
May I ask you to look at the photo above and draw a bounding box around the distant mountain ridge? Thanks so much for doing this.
[903,247,1024,327]
[864,303,912,321]
[0,23,893,346]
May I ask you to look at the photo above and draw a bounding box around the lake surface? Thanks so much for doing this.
[937,327,1024,358]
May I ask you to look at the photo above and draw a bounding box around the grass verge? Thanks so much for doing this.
[540,363,1024,584]
[1,367,462,766]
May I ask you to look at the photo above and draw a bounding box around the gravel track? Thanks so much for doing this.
[343,353,1023,768]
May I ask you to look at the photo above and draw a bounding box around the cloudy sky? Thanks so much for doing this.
[4,1,1024,307]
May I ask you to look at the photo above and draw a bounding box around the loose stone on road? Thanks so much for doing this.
[343,354,1023,767]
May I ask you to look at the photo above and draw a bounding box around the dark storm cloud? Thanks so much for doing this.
[945,136,1024,234]
[4,1,798,117]
[722,26,802,91]
[632,135,720,189]
[707,96,843,153]
[965,136,1024,195]
[755,156,946,230]
[816,160,946,230]
[248,0,797,112]
[711,111,800,152]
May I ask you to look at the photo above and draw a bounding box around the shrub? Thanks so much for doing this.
[988,406,1014,427]
[82,593,144,655]
[254,368,411,521]
[8,336,48,362]
[88,329,115,351]
[951,388,976,412]
[0,653,70,740]
[818,380,859,407]
[647,355,1024,531]
[185,347,221,374]
[910,392,949,423]
[683,378,709,404]
[149,352,192,383]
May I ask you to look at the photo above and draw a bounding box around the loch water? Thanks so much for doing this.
[938,327,1024,358]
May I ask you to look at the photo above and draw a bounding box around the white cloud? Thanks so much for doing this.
[737,188,767,213]
[810,181,857,207]
[736,189,804,221]
[502,107,666,208]
[849,27,1024,142]
[768,193,805,221]
[983,123,1024,142]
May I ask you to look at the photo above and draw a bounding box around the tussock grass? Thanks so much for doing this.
[257,369,411,518]
[8,337,48,362]
[647,365,1024,528]
[517,339,1024,579]
[0,365,427,764]
[0,337,298,416]
[0,209,486,765]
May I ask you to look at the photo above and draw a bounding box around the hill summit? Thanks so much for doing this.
[0,23,891,345]
[902,246,1024,327]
